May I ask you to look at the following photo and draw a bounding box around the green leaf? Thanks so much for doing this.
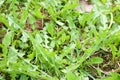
[0,0,5,7]
[20,9,28,24]
[8,47,18,63]
[86,57,103,65]
[58,1,78,15]
[20,74,28,80]
[46,23,54,36]
[21,32,29,42]
[101,0,107,3]
[75,40,81,49]
[66,71,78,80]
[104,73,120,80]
[2,31,14,54]
[0,14,9,28]
[47,6,56,21]
[109,45,117,59]
[7,16,21,29]
[61,43,75,58]
[100,14,108,29]
[67,16,76,29]
[3,31,13,47]
[28,14,36,24]
[56,21,64,26]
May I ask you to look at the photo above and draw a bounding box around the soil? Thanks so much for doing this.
[75,0,93,13]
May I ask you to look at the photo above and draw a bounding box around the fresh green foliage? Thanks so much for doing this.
[0,0,120,80]
[103,73,120,80]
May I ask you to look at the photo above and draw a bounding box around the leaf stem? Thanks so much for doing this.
[108,13,113,29]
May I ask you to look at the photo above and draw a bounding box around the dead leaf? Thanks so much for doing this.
[36,19,43,30]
